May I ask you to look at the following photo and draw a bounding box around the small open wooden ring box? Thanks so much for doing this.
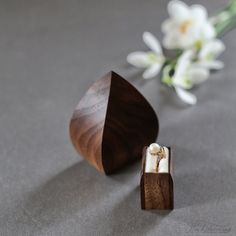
[140,146,174,210]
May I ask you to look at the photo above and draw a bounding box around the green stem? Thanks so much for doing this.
[214,0,236,37]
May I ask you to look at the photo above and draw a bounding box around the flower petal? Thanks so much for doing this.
[168,0,190,22]
[195,60,224,70]
[201,22,216,40]
[175,49,194,78]
[182,50,195,61]
[175,86,197,105]
[163,33,179,49]
[127,52,149,68]
[143,32,162,54]
[163,31,197,49]
[191,4,207,23]
[199,39,225,59]
[212,40,225,57]
[188,66,209,84]
[177,34,197,49]
[206,60,224,70]
[161,19,176,33]
[143,63,162,79]
[172,50,195,88]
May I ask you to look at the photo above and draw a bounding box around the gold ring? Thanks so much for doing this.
[148,144,166,172]
[155,148,164,171]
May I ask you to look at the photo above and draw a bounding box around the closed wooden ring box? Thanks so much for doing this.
[140,146,174,210]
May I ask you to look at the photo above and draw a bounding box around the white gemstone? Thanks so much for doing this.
[149,143,160,155]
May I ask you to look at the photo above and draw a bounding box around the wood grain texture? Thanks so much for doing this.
[140,147,174,210]
[70,71,159,174]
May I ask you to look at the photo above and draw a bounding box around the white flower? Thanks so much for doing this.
[172,50,210,105]
[195,39,225,70]
[127,32,165,79]
[162,0,216,50]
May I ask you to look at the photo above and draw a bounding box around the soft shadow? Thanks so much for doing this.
[93,186,169,235]
[9,158,152,226]
[10,161,126,230]
[8,141,234,233]
[10,159,172,233]
[110,160,141,183]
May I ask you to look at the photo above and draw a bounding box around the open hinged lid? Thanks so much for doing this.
[70,71,159,174]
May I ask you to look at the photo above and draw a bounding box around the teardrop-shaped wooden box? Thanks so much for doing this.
[69,71,159,174]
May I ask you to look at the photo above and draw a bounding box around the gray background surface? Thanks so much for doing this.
[0,0,236,235]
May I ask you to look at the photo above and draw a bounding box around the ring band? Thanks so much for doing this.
[148,144,166,172]
[149,143,166,172]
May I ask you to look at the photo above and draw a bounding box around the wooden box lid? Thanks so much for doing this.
[70,71,159,174]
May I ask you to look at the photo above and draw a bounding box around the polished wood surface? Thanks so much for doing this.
[140,147,174,210]
[70,71,159,174]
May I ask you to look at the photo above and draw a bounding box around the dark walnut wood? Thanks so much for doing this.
[70,71,159,174]
[140,147,174,210]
